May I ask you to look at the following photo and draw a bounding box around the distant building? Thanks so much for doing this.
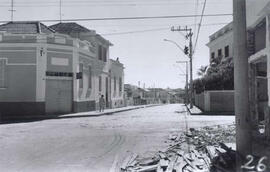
[0,21,124,119]
[109,58,125,108]
[124,84,147,106]
[206,22,233,64]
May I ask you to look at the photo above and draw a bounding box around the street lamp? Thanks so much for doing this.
[163,39,187,57]
[164,39,189,105]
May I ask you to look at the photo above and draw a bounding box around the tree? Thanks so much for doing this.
[194,57,234,93]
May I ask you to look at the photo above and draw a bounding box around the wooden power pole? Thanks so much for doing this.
[233,0,252,170]
[171,26,194,108]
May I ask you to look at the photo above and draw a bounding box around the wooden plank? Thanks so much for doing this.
[160,159,169,168]
[165,156,178,172]
[206,146,217,160]
[182,154,199,171]
[120,153,134,170]
[127,153,138,168]
[137,164,158,172]
[173,157,187,172]
[157,164,164,172]
[158,152,167,159]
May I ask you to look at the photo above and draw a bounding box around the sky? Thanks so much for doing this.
[0,0,233,89]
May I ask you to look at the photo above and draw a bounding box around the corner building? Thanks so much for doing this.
[0,22,124,119]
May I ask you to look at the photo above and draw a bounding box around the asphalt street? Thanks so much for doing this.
[0,104,234,172]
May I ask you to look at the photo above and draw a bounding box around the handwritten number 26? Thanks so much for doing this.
[241,155,267,172]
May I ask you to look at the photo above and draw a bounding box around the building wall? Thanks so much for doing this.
[246,0,270,28]
[207,27,233,63]
[73,36,111,112]
[0,36,42,118]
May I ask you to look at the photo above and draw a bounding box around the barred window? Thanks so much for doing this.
[0,59,6,88]
[119,77,122,92]
[218,49,222,57]
[99,76,102,91]
[103,47,107,62]
[79,63,83,89]
[225,45,229,57]
[98,45,102,60]
[211,52,215,59]
[88,66,92,89]
[114,76,116,92]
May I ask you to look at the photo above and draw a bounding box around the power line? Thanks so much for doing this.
[0,0,210,4]
[101,27,169,36]
[0,0,230,7]
[0,13,231,23]
[193,0,199,42]
[193,0,207,54]
[0,3,213,8]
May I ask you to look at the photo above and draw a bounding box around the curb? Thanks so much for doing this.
[185,104,234,116]
[58,105,158,119]
[1,104,161,123]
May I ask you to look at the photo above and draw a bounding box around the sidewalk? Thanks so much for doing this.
[1,104,161,123]
[185,104,203,115]
[58,104,160,119]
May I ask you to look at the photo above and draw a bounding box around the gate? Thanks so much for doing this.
[45,79,73,114]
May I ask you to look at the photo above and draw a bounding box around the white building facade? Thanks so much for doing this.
[0,22,125,119]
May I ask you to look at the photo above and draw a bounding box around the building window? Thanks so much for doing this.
[225,45,229,57]
[88,66,92,89]
[119,77,122,92]
[218,49,222,57]
[79,63,83,89]
[114,76,116,92]
[211,52,215,59]
[98,45,102,60]
[0,59,6,88]
[103,47,107,62]
[99,76,102,91]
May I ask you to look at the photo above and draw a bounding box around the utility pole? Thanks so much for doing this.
[176,61,189,105]
[59,0,62,22]
[9,0,15,22]
[233,0,252,170]
[185,61,188,105]
[171,26,193,108]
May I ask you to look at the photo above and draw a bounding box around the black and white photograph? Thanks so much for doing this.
[0,0,269,171]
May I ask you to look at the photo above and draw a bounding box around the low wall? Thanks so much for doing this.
[194,90,234,113]
[195,92,205,110]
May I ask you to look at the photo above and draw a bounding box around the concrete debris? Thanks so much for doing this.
[121,124,236,172]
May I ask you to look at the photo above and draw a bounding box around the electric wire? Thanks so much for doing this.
[193,0,207,54]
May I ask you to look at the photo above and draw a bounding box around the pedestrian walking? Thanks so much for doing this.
[99,95,105,112]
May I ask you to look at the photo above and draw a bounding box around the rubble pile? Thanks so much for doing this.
[121,124,236,172]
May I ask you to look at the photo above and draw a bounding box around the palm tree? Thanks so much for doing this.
[197,65,208,77]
